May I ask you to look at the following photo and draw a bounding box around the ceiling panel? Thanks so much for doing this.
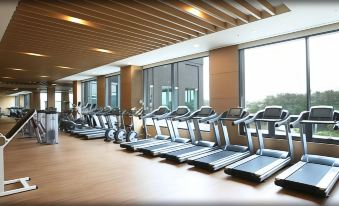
[0,0,290,85]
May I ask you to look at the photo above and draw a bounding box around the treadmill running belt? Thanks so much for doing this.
[235,156,278,173]
[196,150,237,164]
[127,139,156,146]
[286,163,332,186]
[143,142,178,150]
[167,145,206,156]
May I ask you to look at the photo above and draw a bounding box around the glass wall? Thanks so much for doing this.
[143,57,209,112]
[242,39,307,115]
[23,94,30,108]
[105,75,120,108]
[55,92,62,112]
[241,30,339,142]
[81,80,97,105]
[40,92,47,110]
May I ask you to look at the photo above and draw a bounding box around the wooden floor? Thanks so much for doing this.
[0,117,338,206]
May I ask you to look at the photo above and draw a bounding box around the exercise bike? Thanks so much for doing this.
[112,107,144,143]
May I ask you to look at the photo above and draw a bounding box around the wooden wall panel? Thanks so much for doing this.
[72,81,81,106]
[47,84,55,108]
[96,75,106,107]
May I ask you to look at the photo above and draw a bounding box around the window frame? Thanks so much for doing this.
[239,29,339,145]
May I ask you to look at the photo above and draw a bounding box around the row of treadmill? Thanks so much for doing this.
[119,105,339,198]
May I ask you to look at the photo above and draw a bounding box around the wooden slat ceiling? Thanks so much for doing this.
[0,0,290,84]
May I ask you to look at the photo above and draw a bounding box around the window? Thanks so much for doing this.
[105,75,120,108]
[23,94,30,108]
[55,92,62,112]
[40,92,47,110]
[185,88,198,111]
[81,80,97,105]
[15,96,20,107]
[240,30,339,143]
[309,31,339,140]
[242,39,307,115]
[143,57,209,112]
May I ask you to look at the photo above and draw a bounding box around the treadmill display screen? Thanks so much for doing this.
[263,106,283,119]
[309,107,334,121]
[228,108,243,118]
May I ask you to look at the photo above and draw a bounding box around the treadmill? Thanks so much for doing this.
[224,106,293,182]
[120,106,171,151]
[187,108,253,171]
[160,106,219,163]
[138,106,193,156]
[275,106,339,197]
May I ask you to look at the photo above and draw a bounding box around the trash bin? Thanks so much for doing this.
[45,111,59,144]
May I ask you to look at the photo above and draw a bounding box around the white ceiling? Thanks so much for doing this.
[57,65,120,82]
[53,1,339,81]
[0,0,18,41]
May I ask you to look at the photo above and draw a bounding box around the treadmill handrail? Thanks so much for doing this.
[244,110,264,125]
[232,113,251,125]
[275,116,291,127]
[199,113,219,123]
[289,111,310,128]
[175,109,202,122]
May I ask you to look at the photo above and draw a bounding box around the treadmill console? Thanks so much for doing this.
[175,106,190,116]
[263,106,283,119]
[155,106,170,115]
[197,106,214,117]
[227,108,243,118]
[309,106,334,121]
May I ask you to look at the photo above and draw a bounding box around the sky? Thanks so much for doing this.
[245,30,339,102]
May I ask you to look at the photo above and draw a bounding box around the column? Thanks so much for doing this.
[120,65,143,110]
[72,81,81,106]
[47,84,55,108]
[30,90,41,110]
[97,75,106,108]
[61,91,70,112]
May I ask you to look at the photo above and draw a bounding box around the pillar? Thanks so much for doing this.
[120,65,143,110]
[30,90,41,110]
[209,45,240,143]
[47,84,55,108]
[97,75,106,108]
[72,81,81,106]
[61,91,70,112]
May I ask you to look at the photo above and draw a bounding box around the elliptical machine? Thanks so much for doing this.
[113,107,144,143]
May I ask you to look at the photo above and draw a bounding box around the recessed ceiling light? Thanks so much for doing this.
[62,16,92,26]
[194,44,200,48]
[13,88,18,91]
[51,83,57,86]
[20,52,48,57]
[56,66,75,70]
[7,68,26,71]
[186,7,203,18]
[2,77,14,79]
[40,76,49,78]
[92,48,114,54]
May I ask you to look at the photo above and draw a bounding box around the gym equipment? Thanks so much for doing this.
[44,110,59,144]
[187,108,252,171]
[275,106,339,197]
[0,109,38,197]
[113,107,144,143]
[224,106,293,182]
[104,108,122,142]
[120,106,171,151]
[160,106,219,163]
[138,106,191,156]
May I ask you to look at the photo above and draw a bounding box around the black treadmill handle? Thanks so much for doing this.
[176,109,201,122]
[244,110,264,125]
[154,112,172,120]
[290,111,309,128]
[172,112,190,121]
[334,122,339,130]
[199,113,219,123]
[275,116,290,127]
